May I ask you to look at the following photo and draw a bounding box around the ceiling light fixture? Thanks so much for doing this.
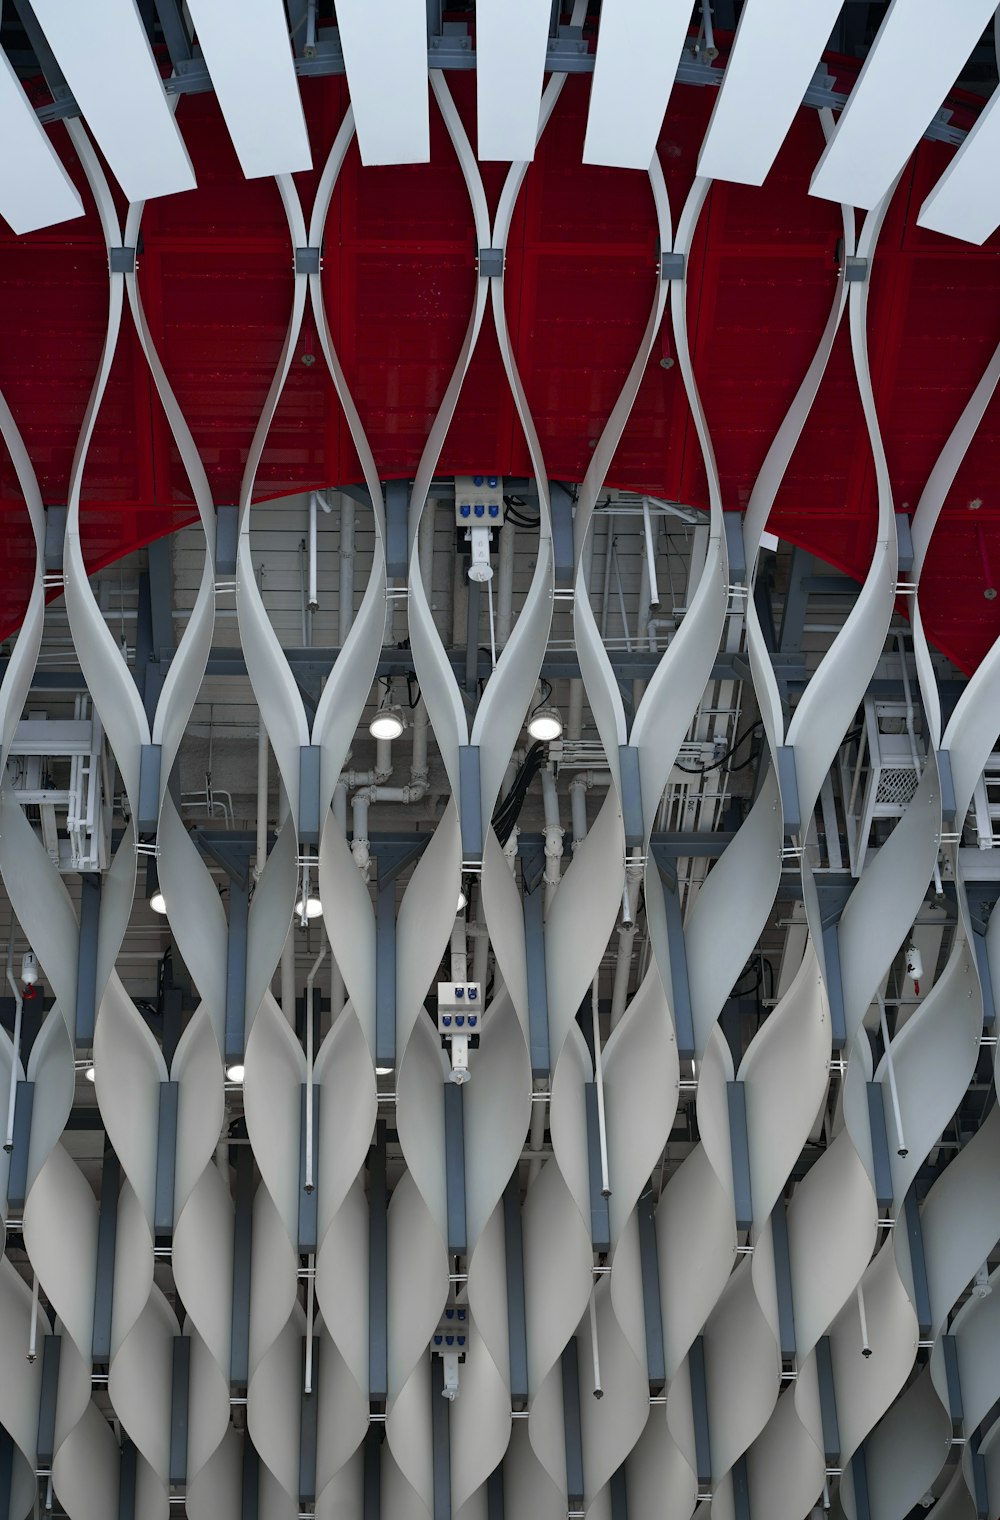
[294,893,323,920]
[84,1064,95,1083]
[225,1062,245,1084]
[375,1064,394,1076]
[146,856,167,915]
[369,703,405,742]
[457,887,467,913]
[527,705,563,742]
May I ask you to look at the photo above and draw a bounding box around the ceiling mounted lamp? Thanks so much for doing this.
[369,681,406,742]
[294,893,323,921]
[527,705,563,742]
[225,1062,245,1084]
[84,1064,95,1083]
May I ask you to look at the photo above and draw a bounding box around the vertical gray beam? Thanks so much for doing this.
[942,1335,965,1438]
[6,1081,33,1212]
[153,1081,178,1239]
[902,1188,932,1340]
[169,1335,190,1486]
[431,1354,452,1520]
[820,920,847,1050]
[118,1439,137,1520]
[76,873,101,1049]
[815,1336,841,1468]
[0,1428,10,1520]
[465,580,481,695]
[689,1337,712,1490]
[585,1083,611,1254]
[216,504,239,578]
[298,745,321,845]
[610,1464,628,1520]
[444,1082,467,1257]
[369,1124,388,1405]
[727,1081,753,1234]
[637,1188,666,1393]
[866,1083,894,1215]
[92,1151,120,1366]
[152,0,192,64]
[661,876,695,1061]
[230,1146,254,1390]
[561,1339,585,1511]
[776,746,801,836]
[502,1177,529,1405]
[225,877,249,1068]
[778,548,812,652]
[971,925,996,1030]
[458,746,484,861]
[36,1334,61,1470]
[299,1339,319,1505]
[550,482,575,589]
[298,1083,320,1255]
[771,1197,797,1362]
[486,1464,504,1520]
[617,746,644,850]
[363,1427,381,1520]
[385,480,409,580]
[241,1435,259,1520]
[732,1454,750,1520]
[137,745,162,835]
[522,886,550,1079]
[971,1429,990,1520]
[375,874,397,1073]
[851,1446,871,1520]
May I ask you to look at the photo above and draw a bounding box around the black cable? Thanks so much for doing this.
[492,741,547,846]
[673,719,764,775]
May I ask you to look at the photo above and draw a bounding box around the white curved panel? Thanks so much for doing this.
[583,0,691,170]
[336,0,429,166]
[0,48,83,233]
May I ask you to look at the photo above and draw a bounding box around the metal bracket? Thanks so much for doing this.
[137,743,162,835]
[550,481,575,590]
[215,504,238,580]
[660,252,685,281]
[618,745,644,849]
[295,246,321,275]
[43,505,66,574]
[844,256,868,282]
[108,246,136,274]
[385,479,409,581]
[478,247,504,277]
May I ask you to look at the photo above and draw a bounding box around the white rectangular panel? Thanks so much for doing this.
[30,0,195,202]
[810,0,997,210]
[697,0,842,186]
[918,86,1000,244]
[0,49,83,233]
[476,0,550,161]
[583,0,691,170]
[337,0,428,165]
[185,0,311,178]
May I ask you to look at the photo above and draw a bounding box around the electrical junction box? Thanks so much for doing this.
[436,981,483,1036]
[454,474,503,527]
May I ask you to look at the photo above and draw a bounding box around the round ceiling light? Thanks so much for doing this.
[369,705,406,741]
[527,705,563,742]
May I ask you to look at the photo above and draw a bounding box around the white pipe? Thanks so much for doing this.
[503,824,520,873]
[641,497,660,609]
[496,521,515,647]
[5,907,22,1153]
[307,491,319,611]
[540,767,564,910]
[304,925,327,1193]
[450,916,468,984]
[588,1287,604,1399]
[570,776,589,848]
[877,994,907,1157]
[592,977,611,1198]
[375,736,394,783]
[339,496,355,644]
[411,700,429,788]
[352,794,371,877]
[27,1273,38,1363]
[304,1256,316,1391]
[254,718,268,882]
[610,859,643,1029]
[857,1281,872,1357]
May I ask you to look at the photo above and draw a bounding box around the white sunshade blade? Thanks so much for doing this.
[0,49,83,233]
[582,0,692,171]
[697,0,843,186]
[30,0,195,203]
[918,84,1000,245]
[810,0,998,210]
[476,0,551,162]
[185,0,312,178]
[337,0,429,166]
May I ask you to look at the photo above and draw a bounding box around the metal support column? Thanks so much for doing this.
[902,1188,932,1340]
[486,1464,504,1520]
[732,1453,751,1520]
[299,1338,319,1506]
[866,1083,894,1215]
[503,1177,529,1405]
[6,1081,33,1211]
[727,1081,753,1233]
[444,1082,467,1257]
[522,879,551,1079]
[585,1082,611,1254]
[369,1123,388,1407]
[36,1333,61,1472]
[118,1439,137,1520]
[637,1187,666,1393]
[431,1354,452,1520]
[92,1150,120,1366]
[75,873,101,1049]
[153,1081,179,1240]
[298,1082,320,1256]
[241,1434,259,1520]
[942,1335,965,1439]
[851,1446,871,1520]
[561,1339,585,1513]
[169,1335,190,1487]
[230,1146,253,1390]
[363,1426,381,1520]
[375,871,397,1073]
[225,875,250,1069]
[815,1336,841,1470]
[610,1463,628,1519]
[689,1337,712,1493]
[771,1197,797,1362]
